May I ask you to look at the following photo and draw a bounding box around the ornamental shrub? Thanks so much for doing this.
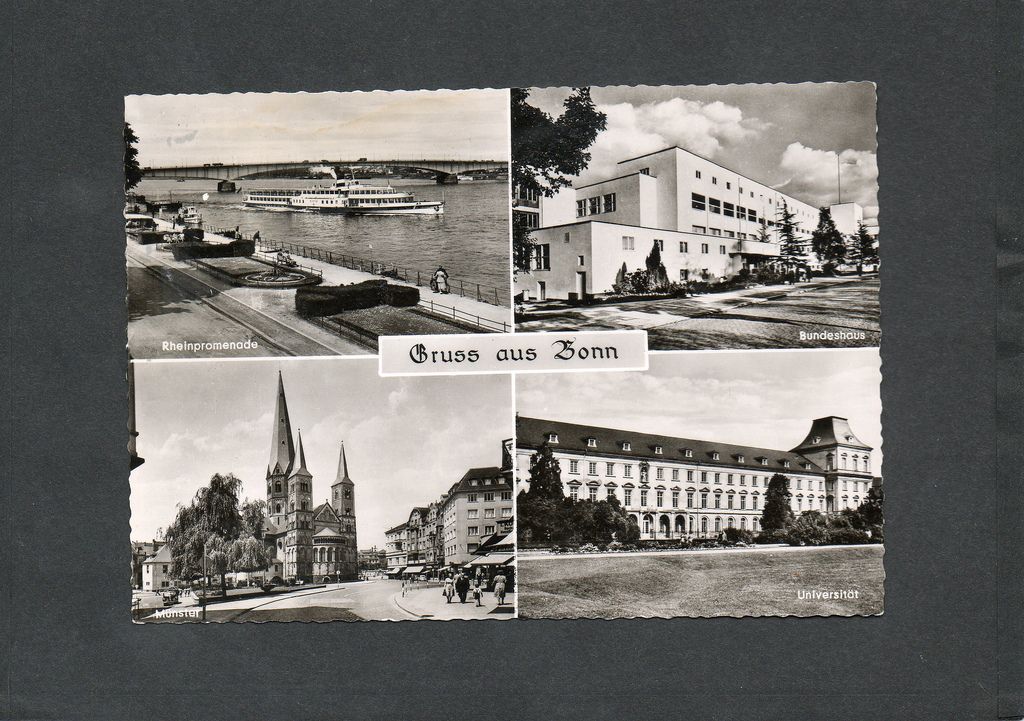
[296,280,419,316]
[384,284,420,308]
[723,527,755,545]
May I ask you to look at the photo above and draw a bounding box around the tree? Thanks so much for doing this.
[761,473,795,531]
[811,207,847,271]
[230,534,271,585]
[240,498,267,540]
[164,473,245,592]
[124,122,144,194]
[850,221,877,273]
[645,241,669,290]
[757,218,771,244]
[776,201,803,273]
[526,442,564,499]
[511,88,607,271]
[858,485,884,531]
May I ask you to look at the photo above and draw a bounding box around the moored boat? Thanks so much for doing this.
[243,175,443,215]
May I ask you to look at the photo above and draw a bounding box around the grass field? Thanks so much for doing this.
[517,545,885,618]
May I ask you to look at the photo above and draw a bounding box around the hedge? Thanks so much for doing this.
[169,239,255,261]
[295,280,419,317]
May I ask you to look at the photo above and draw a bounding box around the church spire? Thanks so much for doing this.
[334,441,353,484]
[292,429,311,477]
[267,371,295,477]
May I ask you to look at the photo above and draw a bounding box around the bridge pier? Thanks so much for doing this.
[435,172,459,185]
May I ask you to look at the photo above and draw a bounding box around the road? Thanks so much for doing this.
[517,276,880,350]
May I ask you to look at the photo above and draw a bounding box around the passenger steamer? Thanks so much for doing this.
[243,177,444,215]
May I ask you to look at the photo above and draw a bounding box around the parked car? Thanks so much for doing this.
[160,589,179,606]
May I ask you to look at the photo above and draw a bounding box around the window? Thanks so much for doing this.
[624,489,632,505]
[686,491,694,507]
[701,471,708,482]
[671,491,679,508]
[484,491,495,501]
[727,474,734,485]
[724,202,735,217]
[501,507,512,517]
[576,199,586,218]
[725,230,735,238]
[687,470,693,481]
[467,509,478,519]
[468,526,478,535]
[671,469,679,481]
[622,236,635,250]
[712,176,718,185]
[587,437,597,448]
[720,245,726,254]
[639,167,650,175]
[569,460,579,474]
[603,193,616,212]
[685,449,694,458]
[760,458,768,466]
[533,243,551,271]
[485,525,495,535]
[607,488,615,501]
[737,205,746,219]
[501,490,512,500]
[656,467,664,480]
[588,196,600,215]
[654,239,664,252]
[714,473,721,484]
[740,496,747,510]
[710,228,722,237]
[588,487,597,501]
[624,465,633,478]
[783,460,791,469]
[569,486,579,501]
[588,461,597,476]
[656,490,664,506]
[712,452,720,460]
[621,441,631,451]
[680,241,690,252]
[654,445,663,455]
[695,170,702,179]
[484,508,495,518]
[727,495,734,509]
[701,243,709,254]
[690,226,705,235]
[577,255,585,267]
[714,494,721,509]
[606,462,615,475]
[709,198,721,214]
[548,433,558,443]
[701,492,708,508]
[752,495,759,510]
[691,193,706,211]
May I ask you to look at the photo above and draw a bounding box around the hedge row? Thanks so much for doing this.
[169,239,256,260]
[295,280,420,316]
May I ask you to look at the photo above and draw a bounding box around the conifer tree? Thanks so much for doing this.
[776,201,803,271]
[854,221,877,271]
[811,207,847,270]
[124,122,144,194]
[645,240,669,290]
[761,473,795,531]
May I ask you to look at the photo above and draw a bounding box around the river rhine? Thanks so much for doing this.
[135,177,511,299]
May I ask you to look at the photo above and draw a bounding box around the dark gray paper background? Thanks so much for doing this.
[5,1,1022,719]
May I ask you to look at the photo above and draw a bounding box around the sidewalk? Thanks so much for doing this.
[394,584,516,621]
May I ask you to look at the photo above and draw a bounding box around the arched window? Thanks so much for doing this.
[740,517,747,530]
[727,517,735,529]
[714,517,722,532]
[701,517,708,533]
[752,518,759,530]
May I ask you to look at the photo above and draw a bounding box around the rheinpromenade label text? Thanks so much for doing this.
[378,331,648,376]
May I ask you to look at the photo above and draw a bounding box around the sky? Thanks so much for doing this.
[130,358,513,547]
[516,348,883,474]
[125,88,509,166]
[525,83,880,226]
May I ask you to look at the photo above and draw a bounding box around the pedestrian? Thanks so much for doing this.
[493,571,507,606]
[442,575,455,604]
[473,578,483,607]
[253,230,261,243]
[401,576,409,597]
[455,572,470,604]
[432,266,449,294]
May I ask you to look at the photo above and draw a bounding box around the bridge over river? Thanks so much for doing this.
[142,159,507,183]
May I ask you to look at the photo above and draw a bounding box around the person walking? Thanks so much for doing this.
[442,575,455,604]
[473,577,484,607]
[432,266,449,294]
[493,571,507,606]
[455,572,470,604]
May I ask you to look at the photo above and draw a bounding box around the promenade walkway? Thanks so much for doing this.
[394,583,516,621]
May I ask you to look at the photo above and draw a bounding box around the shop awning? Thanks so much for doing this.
[386,567,405,575]
[404,565,425,574]
[466,554,514,566]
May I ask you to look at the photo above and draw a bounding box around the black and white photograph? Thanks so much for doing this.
[125,88,512,359]
[512,83,880,350]
[514,348,884,619]
[129,357,515,622]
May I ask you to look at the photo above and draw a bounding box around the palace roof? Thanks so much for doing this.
[517,417,826,476]
[791,416,873,453]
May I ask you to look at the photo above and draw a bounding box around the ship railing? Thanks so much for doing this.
[416,299,511,333]
[248,237,508,307]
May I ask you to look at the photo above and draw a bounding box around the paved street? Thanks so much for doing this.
[138,579,514,623]
[516,276,879,350]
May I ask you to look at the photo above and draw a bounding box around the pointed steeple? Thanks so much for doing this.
[334,441,353,485]
[267,371,295,477]
[291,429,311,477]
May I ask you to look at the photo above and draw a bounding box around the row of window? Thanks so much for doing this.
[467,525,497,536]
[466,491,513,502]
[576,193,617,218]
[565,454,809,477]
[465,507,512,519]
[691,193,765,223]
[641,514,757,534]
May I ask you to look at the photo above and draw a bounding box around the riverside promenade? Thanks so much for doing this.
[127,218,512,358]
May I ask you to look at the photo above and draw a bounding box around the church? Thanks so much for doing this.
[263,372,359,583]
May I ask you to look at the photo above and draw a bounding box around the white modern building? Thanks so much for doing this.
[516,415,880,539]
[514,146,864,301]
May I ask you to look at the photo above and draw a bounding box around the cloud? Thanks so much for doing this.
[164,129,199,147]
[777,143,879,222]
[578,98,769,183]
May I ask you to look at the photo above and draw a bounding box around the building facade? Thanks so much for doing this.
[440,465,515,567]
[262,373,358,583]
[516,416,879,539]
[515,146,864,301]
[141,544,173,591]
[385,522,408,573]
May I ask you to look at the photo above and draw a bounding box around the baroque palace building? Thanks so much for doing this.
[516,416,880,539]
[263,372,358,583]
[514,145,868,301]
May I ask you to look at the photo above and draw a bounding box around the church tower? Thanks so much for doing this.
[331,442,359,580]
[287,430,315,581]
[266,372,294,531]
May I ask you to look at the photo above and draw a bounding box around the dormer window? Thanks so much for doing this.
[711,451,720,460]
[548,433,559,444]
[621,441,631,451]
[654,445,663,455]
[587,437,597,448]
[782,460,791,468]
[737,454,745,463]
[813,436,821,444]
[684,449,693,458]
[759,457,768,466]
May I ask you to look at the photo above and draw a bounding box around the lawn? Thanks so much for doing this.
[517,545,885,619]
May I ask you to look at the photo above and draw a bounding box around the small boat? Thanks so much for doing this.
[180,205,202,225]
